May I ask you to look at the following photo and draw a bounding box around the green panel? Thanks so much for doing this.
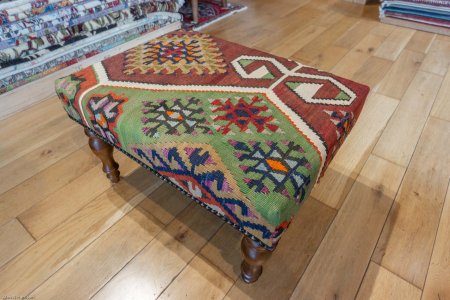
[79,86,322,226]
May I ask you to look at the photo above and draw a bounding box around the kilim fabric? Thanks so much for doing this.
[55,29,369,248]
[0,0,184,94]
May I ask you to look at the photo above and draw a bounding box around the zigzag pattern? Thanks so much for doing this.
[131,144,274,239]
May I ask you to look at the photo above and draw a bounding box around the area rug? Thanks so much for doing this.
[0,0,184,96]
[180,0,246,29]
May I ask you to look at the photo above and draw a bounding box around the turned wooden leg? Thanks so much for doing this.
[191,0,199,23]
[240,236,273,283]
[84,128,120,183]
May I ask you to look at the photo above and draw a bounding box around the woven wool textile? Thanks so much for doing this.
[56,30,369,248]
[0,0,184,94]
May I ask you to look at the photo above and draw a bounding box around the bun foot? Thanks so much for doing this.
[240,236,273,284]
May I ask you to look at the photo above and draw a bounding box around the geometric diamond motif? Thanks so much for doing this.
[86,93,127,146]
[237,58,275,79]
[229,139,312,203]
[285,79,355,105]
[210,95,282,135]
[141,97,213,137]
[123,33,227,75]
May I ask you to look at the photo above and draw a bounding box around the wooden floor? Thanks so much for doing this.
[1,0,449,299]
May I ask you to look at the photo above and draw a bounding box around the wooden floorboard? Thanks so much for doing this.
[158,256,234,300]
[0,145,98,227]
[373,71,443,167]
[0,219,35,268]
[405,31,435,54]
[422,182,450,299]
[372,117,450,288]
[17,154,139,240]
[356,262,422,300]
[225,199,336,300]
[430,69,450,122]
[0,125,86,195]
[30,208,163,300]
[376,49,425,100]
[92,203,224,300]
[291,155,406,300]
[331,33,387,79]
[373,26,415,61]
[0,0,449,298]
[311,93,399,208]
[0,169,162,296]
[420,38,450,76]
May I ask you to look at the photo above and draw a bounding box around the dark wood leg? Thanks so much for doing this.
[240,236,273,283]
[84,128,120,183]
[221,0,227,8]
[191,0,199,23]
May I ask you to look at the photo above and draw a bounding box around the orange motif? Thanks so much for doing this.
[266,159,288,172]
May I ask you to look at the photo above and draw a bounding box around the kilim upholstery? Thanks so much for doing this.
[55,29,369,250]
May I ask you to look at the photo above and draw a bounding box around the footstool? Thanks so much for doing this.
[55,29,369,283]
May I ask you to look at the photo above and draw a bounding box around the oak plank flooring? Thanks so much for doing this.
[300,45,350,71]
[373,71,443,167]
[372,117,450,288]
[376,49,425,100]
[0,108,70,168]
[405,31,435,54]
[371,22,395,38]
[30,208,163,300]
[331,33,386,78]
[422,182,450,300]
[373,26,415,61]
[0,97,59,138]
[352,56,393,89]
[259,6,323,42]
[356,262,422,300]
[199,222,243,280]
[158,256,234,300]
[292,15,357,63]
[138,184,192,226]
[291,155,406,300]
[265,25,327,58]
[17,153,138,239]
[0,125,86,195]
[0,168,162,296]
[430,69,450,122]
[0,117,75,169]
[92,203,223,300]
[420,38,450,76]
[0,219,34,268]
[334,20,378,50]
[0,145,98,227]
[311,93,399,208]
[0,0,449,298]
